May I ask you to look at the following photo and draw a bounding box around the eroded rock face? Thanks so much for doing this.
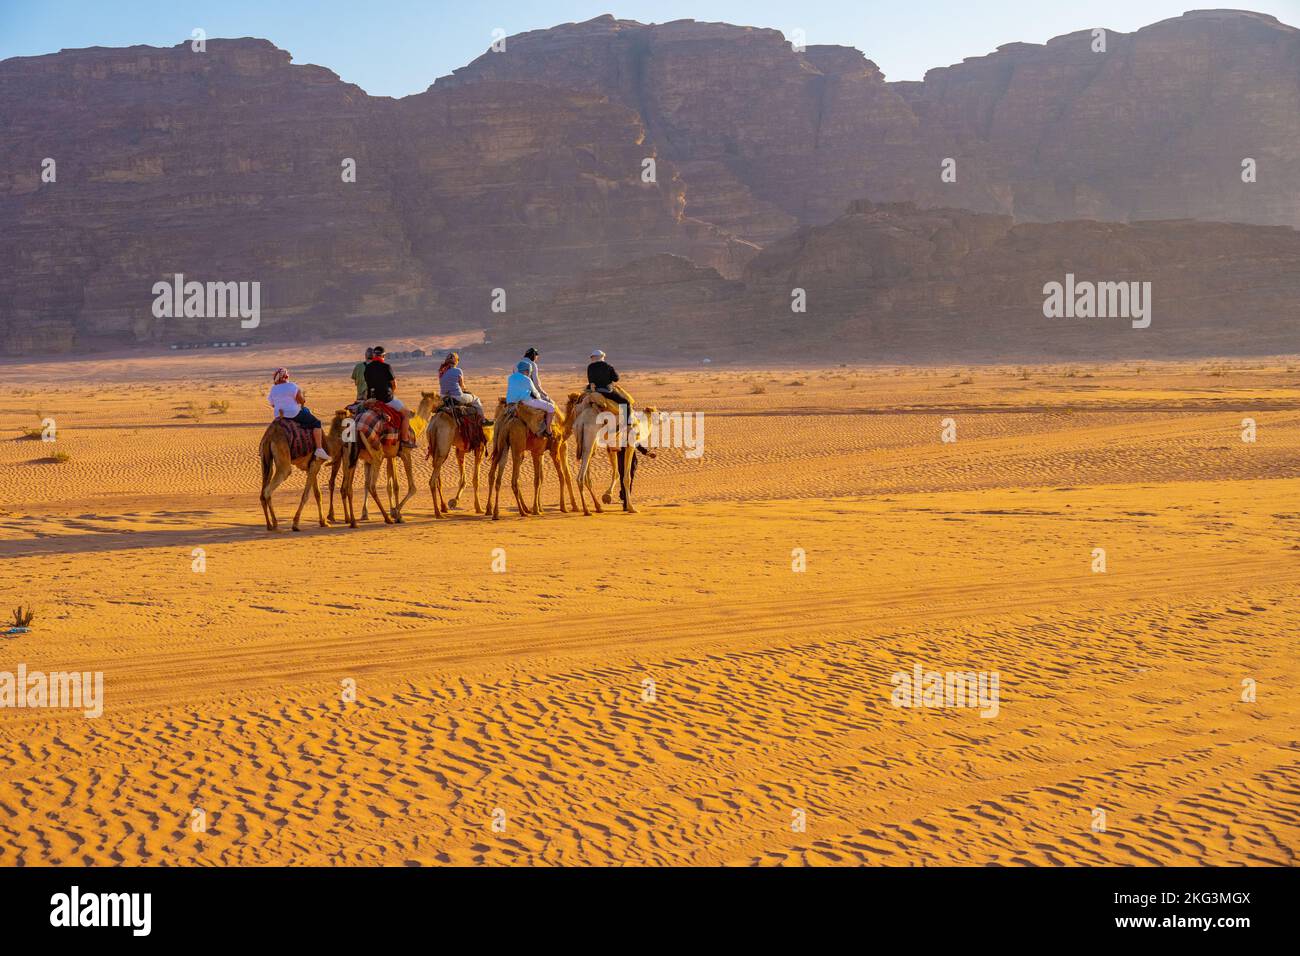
[509,201,1300,361]
[0,38,748,353]
[0,40,438,352]
[897,10,1300,227]
[439,11,1300,237]
[2,10,1298,355]
[437,16,924,243]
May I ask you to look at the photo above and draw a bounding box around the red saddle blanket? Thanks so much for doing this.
[353,405,400,449]
[442,401,487,450]
[273,417,315,460]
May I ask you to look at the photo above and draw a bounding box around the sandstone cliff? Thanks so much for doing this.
[506,201,1300,361]
[2,10,1298,356]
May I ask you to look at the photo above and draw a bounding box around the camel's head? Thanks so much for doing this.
[417,391,438,419]
[632,407,658,457]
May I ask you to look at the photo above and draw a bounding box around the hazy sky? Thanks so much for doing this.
[3,1,1298,96]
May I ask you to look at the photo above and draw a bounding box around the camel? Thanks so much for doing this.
[336,408,417,528]
[258,410,347,531]
[485,398,578,519]
[416,392,493,517]
[564,390,654,516]
[324,434,400,524]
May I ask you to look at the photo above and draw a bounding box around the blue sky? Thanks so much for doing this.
[2,1,1297,96]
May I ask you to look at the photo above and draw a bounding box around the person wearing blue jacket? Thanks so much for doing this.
[505,360,555,435]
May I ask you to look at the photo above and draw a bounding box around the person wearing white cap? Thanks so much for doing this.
[586,349,626,406]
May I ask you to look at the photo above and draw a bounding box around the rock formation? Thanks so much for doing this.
[507,201,1300,360]
[1,10,1298,355]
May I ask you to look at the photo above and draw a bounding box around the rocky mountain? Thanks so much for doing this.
[443,10,1300,236]
[0,37,747,352]
[1,10,1297,356]
[505,201,1300,361]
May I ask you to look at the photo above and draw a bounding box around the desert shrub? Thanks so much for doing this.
[208,399,231,413]
[10,605,34,628]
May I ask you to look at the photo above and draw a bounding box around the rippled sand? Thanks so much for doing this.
[1,350,1296,865]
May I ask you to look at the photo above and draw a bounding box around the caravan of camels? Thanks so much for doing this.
[257,348,654,532]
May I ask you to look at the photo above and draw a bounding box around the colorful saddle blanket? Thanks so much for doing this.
[352,404,401,449]
[441,399,487,450]
[273,416,316,460]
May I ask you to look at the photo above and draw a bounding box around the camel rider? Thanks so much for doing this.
[587,349,639,446]
[363,345,416,448]
[351,346,373,401]
[506,359,555,436]
[587,349,632,410]
[438,351,489,423]
[267,367,331,462]
[522,347,550,403]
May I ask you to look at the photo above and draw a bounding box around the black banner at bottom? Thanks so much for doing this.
[0,865,1286,943]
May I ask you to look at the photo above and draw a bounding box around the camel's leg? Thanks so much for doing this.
[397,452,416,521]
[259,448,274,530]
[555,441,577,513]
[340,459,357,528]
[483,448,495,517]
[312,461,330,528]
[262,455,293,531]
[489,445,506,520]
[471,446,484,514]
[547,446,562,513]
[510,449,529,518]
[601,448,619,505]
[447,448,465,510]
[292,460,319,531]
[386,456,401,523]
[435,448,451,514]
[385,456,398,520]
[575,434,597,516]
[360,460,371,522]
[619,447,637,513]
[367,456,394,524]
[327,457,341,523]
[429,445,445,519]
[531,448,545,515]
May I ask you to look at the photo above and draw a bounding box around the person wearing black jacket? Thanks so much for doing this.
[586,350,630,411]
[363,345,415,447]
[586,349,644,503]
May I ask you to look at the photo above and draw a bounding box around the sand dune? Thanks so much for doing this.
[0,352,1296,865]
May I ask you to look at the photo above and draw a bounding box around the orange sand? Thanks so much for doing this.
[0,352,1296,865]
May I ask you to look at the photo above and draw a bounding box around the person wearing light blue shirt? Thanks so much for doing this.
[506,360,555,434]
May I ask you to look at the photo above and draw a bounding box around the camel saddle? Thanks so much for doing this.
[273,416,316,460]
[351,403,401,450]
[440,398,487,450]
[505,402,553,439]
[582,385,634,414]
